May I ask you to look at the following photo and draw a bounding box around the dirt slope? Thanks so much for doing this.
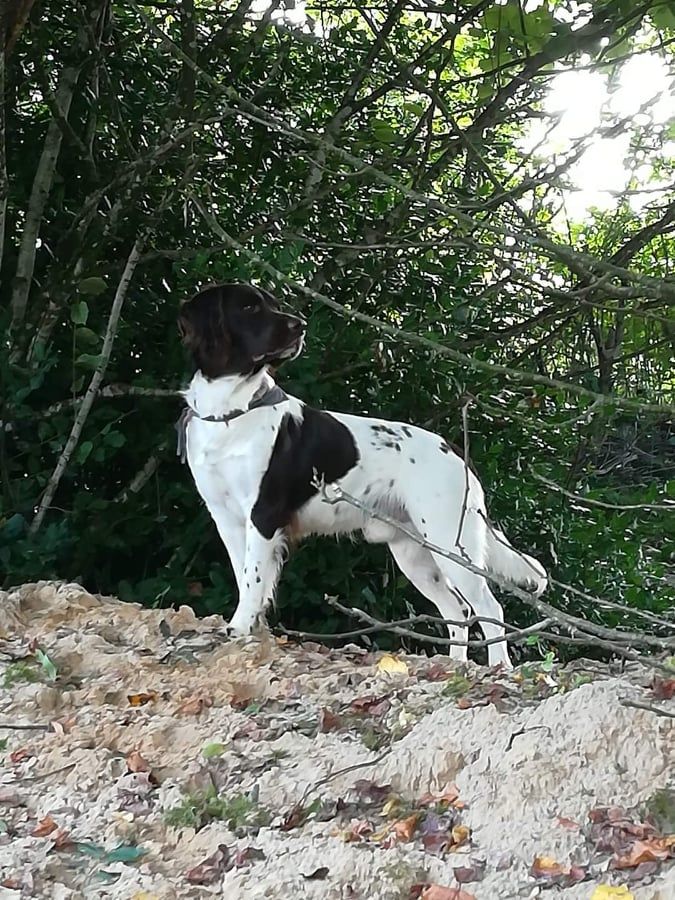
[0,582,673,900]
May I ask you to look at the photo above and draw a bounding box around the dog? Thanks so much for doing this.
[177,282,548,667]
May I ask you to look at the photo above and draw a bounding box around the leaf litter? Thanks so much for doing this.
[0,581,672,898]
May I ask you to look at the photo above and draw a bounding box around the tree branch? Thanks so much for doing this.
[29,236,144,534]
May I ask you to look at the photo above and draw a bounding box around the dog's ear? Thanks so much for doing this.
[177,308,196,348]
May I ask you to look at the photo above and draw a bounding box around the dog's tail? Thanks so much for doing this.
[484,523,548,596]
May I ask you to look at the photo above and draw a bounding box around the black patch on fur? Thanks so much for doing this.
[402,426,412,438]
[371,423,399,437]
[364,484,372,495]
[251,408,359,539]
[433,574,440,583]
[409,457,416,464]
[382,440,401,452]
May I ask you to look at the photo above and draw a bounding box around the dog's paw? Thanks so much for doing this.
[226,610,266,638]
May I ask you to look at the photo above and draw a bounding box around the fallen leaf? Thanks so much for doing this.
[450,824,471,847]
[202,742,228,759]
[126,750,150,773]
[556,815,580,830]
[419,812,452,853]
[32,816,58,837]
[177,695,211,716]
[376,654,409,676]
[186,845,230,885]
[453,861,485,883]
[392,813,419,841]
[318,708,342,732]
[651,678,675,700]
[349,695,391,717]
[413,885,476,900]
[104,845,145,863]
[531,855,567,878]
[302,866,329,880]
[340,819,373,842]
[127,691,157,707]
[34,648,58,682]
[9,748,33,764]
[590,886,634,900]
[354,779,392,804]
[456,697,472,709]
[131,893,160,900]
[422,662,451,681]
[419,784,461,807]
[231,846,265,868]
[613,838,672,868]
[280,798,321,832]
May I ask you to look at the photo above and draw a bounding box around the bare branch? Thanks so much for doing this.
[10,63,80,331]
[29,236,144,535]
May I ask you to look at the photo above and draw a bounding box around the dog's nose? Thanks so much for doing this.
[287,316,306,334]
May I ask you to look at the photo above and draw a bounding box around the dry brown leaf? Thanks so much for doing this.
[9,748,32,764]
[392,813,419,841]
[126,750,151,774]
[556,815,581,830]
[531,855,567,878]
[32,815,58,837]
[318,707,342,733]
[186,844,230,885]
[420,784,461,807]
[450,824,471,847]
[651,677,675,700]
[613,838,672,869]
[127,691,158,707]
[176,695,211,716]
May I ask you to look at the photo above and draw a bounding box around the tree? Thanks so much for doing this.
[1,0,673,659]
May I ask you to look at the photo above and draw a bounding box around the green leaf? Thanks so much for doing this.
[75,327,100,347]
[74,842,106,858]
[77,441,94,464]
[34,648,58,682]
[70,301,89,325]
[202,742,228,758]
[371,119,398,143]
[78,277,107,296]
[104,845,145,863]
[104,431,126,448]
[75,353,102,370]
[403,101,425,117]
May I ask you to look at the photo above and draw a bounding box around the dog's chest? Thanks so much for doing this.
[186,411,279,508]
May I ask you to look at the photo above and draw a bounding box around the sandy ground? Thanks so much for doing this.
[0,582,673,900]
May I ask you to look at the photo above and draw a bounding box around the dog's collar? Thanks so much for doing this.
[176,383,287,464]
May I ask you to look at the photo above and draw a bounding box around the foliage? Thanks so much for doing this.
[0,0,673,660]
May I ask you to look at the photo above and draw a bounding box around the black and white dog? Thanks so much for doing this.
[177,282,548,667]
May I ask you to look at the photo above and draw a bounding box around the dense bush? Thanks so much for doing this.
[1,1,673,660]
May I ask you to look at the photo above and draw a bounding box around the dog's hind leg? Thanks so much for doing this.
[432,556,513,668]
[388,535,470,661]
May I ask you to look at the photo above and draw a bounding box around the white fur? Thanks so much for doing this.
[184,369,548,666]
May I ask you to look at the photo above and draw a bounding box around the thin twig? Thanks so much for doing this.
[299,749,391,808]
[532,472,674,512]
[30,235,144,534]
[620,699,675,719]
[0,722,51,731]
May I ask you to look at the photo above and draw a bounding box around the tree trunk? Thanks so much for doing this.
[9,63,80,332]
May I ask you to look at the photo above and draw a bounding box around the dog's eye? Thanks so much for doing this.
[243,301,261,312]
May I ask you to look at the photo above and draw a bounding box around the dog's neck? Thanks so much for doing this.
[183,368,275,418]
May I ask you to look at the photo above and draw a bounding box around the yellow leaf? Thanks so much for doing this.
[451,824,471,846]
[376,654,409,675]
[590,886,634,900]
[132,893,160,900]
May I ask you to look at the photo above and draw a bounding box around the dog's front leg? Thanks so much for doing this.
[227,520,286,636]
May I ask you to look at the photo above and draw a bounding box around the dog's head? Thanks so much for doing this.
[178,283,306,379]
